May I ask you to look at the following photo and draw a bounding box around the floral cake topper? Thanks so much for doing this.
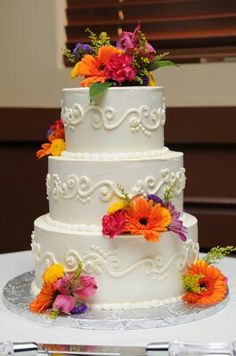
[64,24,175,100]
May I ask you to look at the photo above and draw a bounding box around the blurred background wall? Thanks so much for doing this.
[0,0,236,253]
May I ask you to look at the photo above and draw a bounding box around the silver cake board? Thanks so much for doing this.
[2,271,229,330]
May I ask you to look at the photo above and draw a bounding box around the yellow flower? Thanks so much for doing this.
[148,72,156,86]
[50,139,65,156]
[108,200,126,214]
[43,263,65,284]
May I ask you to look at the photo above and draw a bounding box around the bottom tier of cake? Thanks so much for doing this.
[31,213,198,310]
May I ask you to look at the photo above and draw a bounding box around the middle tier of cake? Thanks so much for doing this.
[47,150,185,226]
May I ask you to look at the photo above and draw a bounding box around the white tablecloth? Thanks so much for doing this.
[0,251,235,345]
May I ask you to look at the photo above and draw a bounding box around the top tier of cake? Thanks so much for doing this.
[61,87,165,155]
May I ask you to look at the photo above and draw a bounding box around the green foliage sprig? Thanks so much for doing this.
[147,52,176,71]
[117,184,132,208]
[138,29,148,51]
[163,178,179,202]
[63,49,77,64]
[203,246,236,265]
[85,29,111,53]
[70,259,83,289]
[48,309,60,319]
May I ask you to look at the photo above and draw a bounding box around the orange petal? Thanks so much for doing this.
[80,76,106,87]
[29,283,54,313]
[74,55,98,77]
[98,45,122,64]
[143,230,161,242]
[36,143,51,159]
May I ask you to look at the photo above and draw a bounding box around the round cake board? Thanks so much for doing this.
[2,271,229,330]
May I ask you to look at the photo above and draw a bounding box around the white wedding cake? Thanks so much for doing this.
[31,86,199,310]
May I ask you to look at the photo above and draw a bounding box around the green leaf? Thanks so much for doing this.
[89,82,112,101]
[147,59,176,71]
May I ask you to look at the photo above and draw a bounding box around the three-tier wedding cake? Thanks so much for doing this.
[31,86,199,310]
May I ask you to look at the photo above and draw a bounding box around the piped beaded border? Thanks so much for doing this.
[61,147,169,161]
[45,214,101,233]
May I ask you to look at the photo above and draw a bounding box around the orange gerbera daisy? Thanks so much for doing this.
[182,259,228,306]
[36,143,51,159]
[29,283,55,313]
[125,197,172,242]
[71,45,122,86]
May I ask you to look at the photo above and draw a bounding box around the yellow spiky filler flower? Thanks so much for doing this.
[43,263,65,284]
[107,200,126,214]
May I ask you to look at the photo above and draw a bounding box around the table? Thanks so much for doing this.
[0,251,235,345]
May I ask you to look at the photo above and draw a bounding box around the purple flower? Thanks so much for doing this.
[142,76,149,86]
[47,128,53,137]
[166,203,187,241]
[147,194,163,205]
[73,43,92,58]
[116,24,156,58]
[71,303,88,314]
[52,294,76,314]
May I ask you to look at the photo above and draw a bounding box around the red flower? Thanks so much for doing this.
[48,119,65,141]
[102,210,126,238]
[105,53,137,83]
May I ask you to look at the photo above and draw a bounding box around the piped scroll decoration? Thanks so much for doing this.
[131,168,186,198]
[46,174,123,204]
[31,232,57,267]
[46,168,186,204]
[61,102,166,137]
[31,237,199,281]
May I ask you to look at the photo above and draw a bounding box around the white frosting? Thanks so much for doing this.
[61,147,169,160]
[32,213,198,309]
[47,152,185,225]
[61,87,165,153]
